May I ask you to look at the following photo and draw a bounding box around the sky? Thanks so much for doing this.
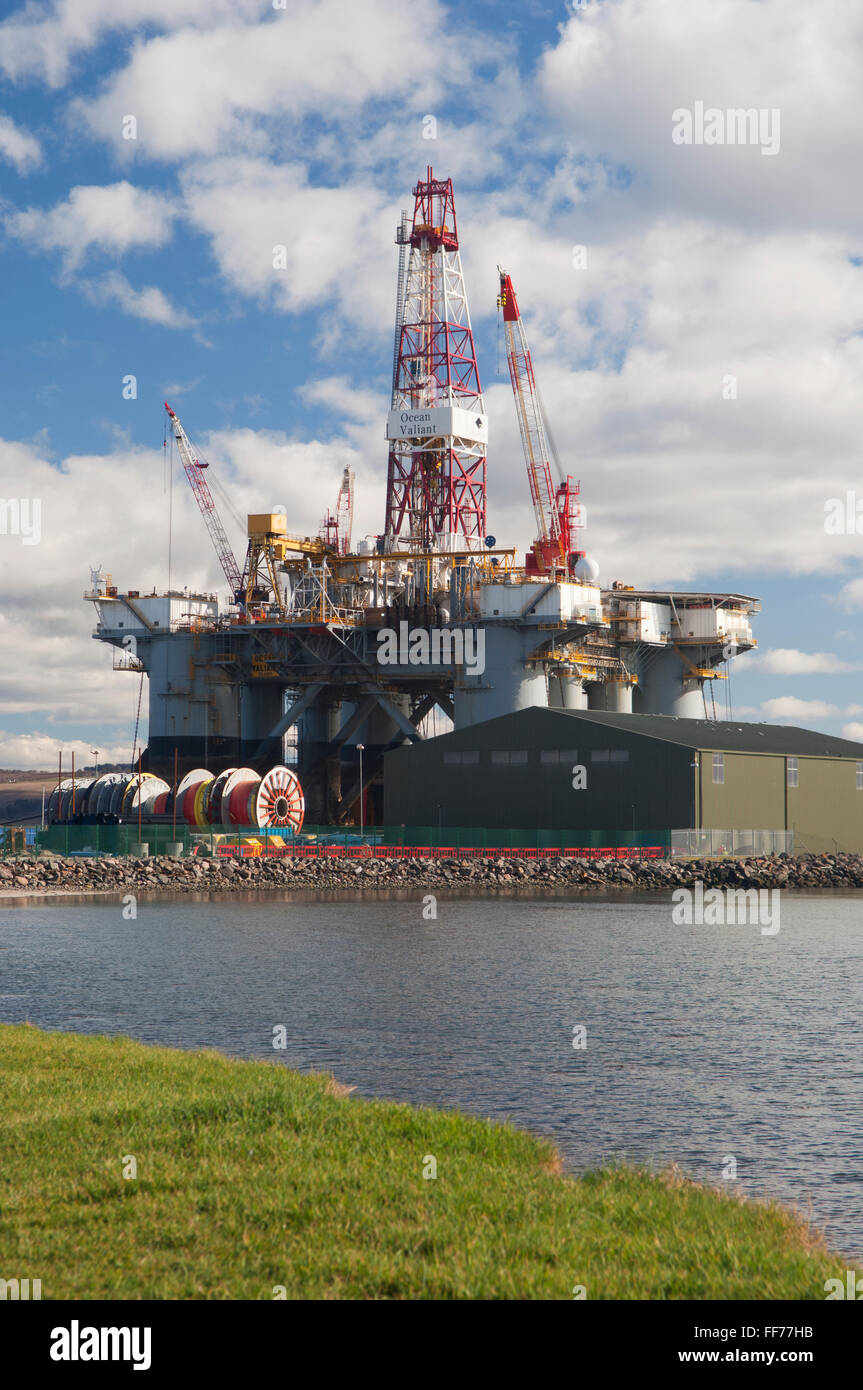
[0,0,862,769]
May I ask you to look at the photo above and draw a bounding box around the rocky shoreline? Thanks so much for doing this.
[1,850,862,899]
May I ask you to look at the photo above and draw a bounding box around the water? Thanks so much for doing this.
[1,890,861,1259]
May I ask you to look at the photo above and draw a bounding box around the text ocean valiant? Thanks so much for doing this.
[377,621,486,677]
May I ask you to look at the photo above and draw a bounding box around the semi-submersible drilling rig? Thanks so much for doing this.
[86,168,759,824]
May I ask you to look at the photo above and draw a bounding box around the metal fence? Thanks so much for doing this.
[5,823,794,860]
[670,829,794,858]
[7,823,671,859]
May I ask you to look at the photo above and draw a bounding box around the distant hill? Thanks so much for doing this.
[0,766,130,824]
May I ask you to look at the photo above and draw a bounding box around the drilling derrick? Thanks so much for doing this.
[384,168,487,551]
[319,466,355,556]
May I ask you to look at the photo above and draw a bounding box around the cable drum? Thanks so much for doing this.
[129,776,171,814]
[173,769,210,826]
[45,763,305,834]
[220,768,260,827]
[206,768,236,825]
[89,773,126,818]
[46,780,70,821]
[255,766,304,832]
[193,776,214,827]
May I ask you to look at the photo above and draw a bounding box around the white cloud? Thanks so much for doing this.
[454,214,863,586]
[539,0,863,232]
[751,648,859,675]
[5,182,177,270]
[0,732,131,772]
[839,576,863,609]
[759,697,842,720]
[841,723,863,743]
[739,698,863,724]
[0,0,263,86]
[179,158,396,331]
[202,424,381,544]
[0,111,41,170]
[73,0,464,160]
[81,272,197,329]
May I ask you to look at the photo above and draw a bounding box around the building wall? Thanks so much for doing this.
[384,708,691,832]
[700,750,863,852]
[384,709,863,850]
[699,752,785,832]
[789,757,863,854]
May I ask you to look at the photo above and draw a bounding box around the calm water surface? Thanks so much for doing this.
[1,891,860,1258]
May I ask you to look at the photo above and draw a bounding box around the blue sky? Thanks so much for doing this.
[1,0,862,767]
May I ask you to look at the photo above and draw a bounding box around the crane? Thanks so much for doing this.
[319,466,355,556]
[164,402,244,602]
[497,267,584,576]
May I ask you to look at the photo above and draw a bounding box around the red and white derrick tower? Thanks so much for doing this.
[384,168,487,552]
[319,465,355,556]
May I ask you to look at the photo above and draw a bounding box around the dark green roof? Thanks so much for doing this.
[555,710,863,757]
[430,707,863,758]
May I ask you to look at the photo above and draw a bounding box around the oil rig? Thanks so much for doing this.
[85,168,758,825]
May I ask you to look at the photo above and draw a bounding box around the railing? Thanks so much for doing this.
[670,829,794,858]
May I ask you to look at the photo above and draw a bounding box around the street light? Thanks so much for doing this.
[91,749,99,777]
[357,744,364,841]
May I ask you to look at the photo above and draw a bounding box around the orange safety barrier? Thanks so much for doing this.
[208,841,669,860]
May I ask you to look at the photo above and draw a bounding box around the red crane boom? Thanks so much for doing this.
[497,267,584,575]
[164,402,244,600]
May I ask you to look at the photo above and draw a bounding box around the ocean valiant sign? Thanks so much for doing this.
[386,405,488,446]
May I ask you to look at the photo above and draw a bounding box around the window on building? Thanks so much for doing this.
[541,749,580,765]
[609,750,629,763]
[787,757,798,788]
[591,749,610,763]
[443,751,461,766]
[492,750,527,766]
[857,761,863,791]
[462,751,479,766]
[712,753,724,784]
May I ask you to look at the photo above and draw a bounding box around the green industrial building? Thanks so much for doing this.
[383,709,863,854]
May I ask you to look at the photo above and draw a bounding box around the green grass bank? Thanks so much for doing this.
[0,1023,842,1300]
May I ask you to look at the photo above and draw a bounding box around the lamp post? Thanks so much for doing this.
[91,749,99,778]
[357,744,364,841]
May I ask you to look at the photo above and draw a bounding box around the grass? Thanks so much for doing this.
[0,1022,843,1300]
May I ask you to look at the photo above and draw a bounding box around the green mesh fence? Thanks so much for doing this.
[13,823,672,858]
